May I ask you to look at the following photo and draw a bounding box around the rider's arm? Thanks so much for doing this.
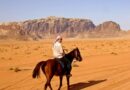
[59,44,65,56]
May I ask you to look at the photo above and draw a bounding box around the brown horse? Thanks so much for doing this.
[32,47,82,90]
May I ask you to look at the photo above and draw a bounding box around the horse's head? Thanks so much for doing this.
[73,47,82,61]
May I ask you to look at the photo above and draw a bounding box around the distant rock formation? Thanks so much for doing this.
[95,21,120,32]
[0,16,123,40]
[0,22,22,40]
[20,16,95,39]
[88,21,121,38]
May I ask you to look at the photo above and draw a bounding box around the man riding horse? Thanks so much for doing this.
[32,35,82,90]
[52,35,72,77]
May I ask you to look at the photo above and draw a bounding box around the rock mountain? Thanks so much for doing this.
[0,16,121,40]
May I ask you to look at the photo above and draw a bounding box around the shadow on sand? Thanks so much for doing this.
[69,79,107,90]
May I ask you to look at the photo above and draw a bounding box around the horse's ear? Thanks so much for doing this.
[75,47,78,50]
[73,47,78,51]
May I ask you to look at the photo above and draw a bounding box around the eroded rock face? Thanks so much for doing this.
[0,17,95,40]
[88,21,121,38]
[0,22,22,39]
[0,17,122,40]
[20,17,95,38]
[95,21,120,32]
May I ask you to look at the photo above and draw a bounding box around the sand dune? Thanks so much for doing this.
[0,39,130,90]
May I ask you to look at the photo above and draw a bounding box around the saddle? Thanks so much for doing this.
[56,57,71,70]
[56,59,65,69]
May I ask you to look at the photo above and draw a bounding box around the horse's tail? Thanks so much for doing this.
[32,61,46,78]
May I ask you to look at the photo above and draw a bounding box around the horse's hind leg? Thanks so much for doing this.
[44,82,48,90]
[44,74,53,90]
[48,82,52,90]
[44,79,53,90]
[58,76,63,90]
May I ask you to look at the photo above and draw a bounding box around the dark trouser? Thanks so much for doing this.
[63,57,71,75]
[55,57,71,75]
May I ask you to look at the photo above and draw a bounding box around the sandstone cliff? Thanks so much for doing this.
[0,16,122,40]
[88,21,121,38]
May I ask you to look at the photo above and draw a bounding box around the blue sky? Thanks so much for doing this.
[0,0,130,30]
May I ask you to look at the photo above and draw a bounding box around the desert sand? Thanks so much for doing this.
[0,38,130,90]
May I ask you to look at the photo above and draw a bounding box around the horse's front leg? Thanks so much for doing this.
[58,76,63,90]
[66,75,70,90]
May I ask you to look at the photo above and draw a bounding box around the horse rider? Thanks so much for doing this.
[52,35,72,77]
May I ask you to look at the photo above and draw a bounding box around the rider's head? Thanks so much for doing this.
[55,35,62,43]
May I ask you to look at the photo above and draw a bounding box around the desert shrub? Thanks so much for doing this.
[34,46,40,50]
[14,46,20,49]
[9,67,13,70]
[26,52,31,54]
[9,67,21,72]
[101,44,104,46]
[1,57,5,60]
[14,67,21,72]
[110,52,118,55]
[8,57,12,60]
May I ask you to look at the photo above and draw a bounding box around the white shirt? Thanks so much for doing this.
[53,41,64,58]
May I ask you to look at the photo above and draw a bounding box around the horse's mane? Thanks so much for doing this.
[65,48,75,56]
